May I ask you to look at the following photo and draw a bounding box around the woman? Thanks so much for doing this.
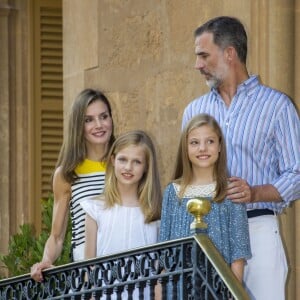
[31,88,115,282]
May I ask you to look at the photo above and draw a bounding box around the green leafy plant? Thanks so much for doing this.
[0,194,71,277]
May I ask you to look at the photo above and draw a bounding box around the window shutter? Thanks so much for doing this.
[34,0,63,200]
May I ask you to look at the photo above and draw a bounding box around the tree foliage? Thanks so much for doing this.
[0,195,71,277]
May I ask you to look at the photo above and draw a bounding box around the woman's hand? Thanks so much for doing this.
[30,261,53,282]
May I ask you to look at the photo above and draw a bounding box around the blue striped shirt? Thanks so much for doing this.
[182,75,300,213]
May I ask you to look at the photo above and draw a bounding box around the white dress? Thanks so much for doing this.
[81,199,159,256]
[80,199,160,299]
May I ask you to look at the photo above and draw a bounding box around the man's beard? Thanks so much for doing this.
[206,77,221,89]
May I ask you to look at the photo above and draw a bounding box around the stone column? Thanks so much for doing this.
[268,2,296,300]
[0,1,13,271]
[294,0,300,298]
[250,1,296,299]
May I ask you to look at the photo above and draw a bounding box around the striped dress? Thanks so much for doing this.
[70,159,106,261]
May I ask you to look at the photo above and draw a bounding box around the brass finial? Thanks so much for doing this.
[186,198,211,231]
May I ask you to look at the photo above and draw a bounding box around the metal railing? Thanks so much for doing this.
[0,198,250,300]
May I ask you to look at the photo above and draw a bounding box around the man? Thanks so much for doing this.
[182,16,300,300]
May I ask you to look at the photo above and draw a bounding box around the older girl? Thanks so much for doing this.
[81,130,161,258]
[81,130,161,299]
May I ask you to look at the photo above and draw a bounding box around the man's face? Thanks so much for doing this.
[194,32,229,89]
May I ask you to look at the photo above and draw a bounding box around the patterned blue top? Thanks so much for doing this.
[159,183,251,264]
[182,75,300,213]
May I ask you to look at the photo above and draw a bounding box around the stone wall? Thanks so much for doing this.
[0,0,299,297]
[63,1,299,299]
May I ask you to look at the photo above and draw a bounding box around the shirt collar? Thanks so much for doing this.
[211,74,260,98]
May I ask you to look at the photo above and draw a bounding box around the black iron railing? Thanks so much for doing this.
[0,236,249,299]
[0,198,250,299]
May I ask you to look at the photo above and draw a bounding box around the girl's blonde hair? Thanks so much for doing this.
[104,130,162,223]
[173,114,228,202]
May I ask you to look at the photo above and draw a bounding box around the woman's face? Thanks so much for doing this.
[84,100,113,148]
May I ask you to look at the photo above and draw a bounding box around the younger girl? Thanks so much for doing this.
[81,130,161,296]
[159,114,251,282]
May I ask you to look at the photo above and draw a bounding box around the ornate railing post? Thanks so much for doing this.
[187,197,211,233]
[187,197,211,299]
[187,197,250,300]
